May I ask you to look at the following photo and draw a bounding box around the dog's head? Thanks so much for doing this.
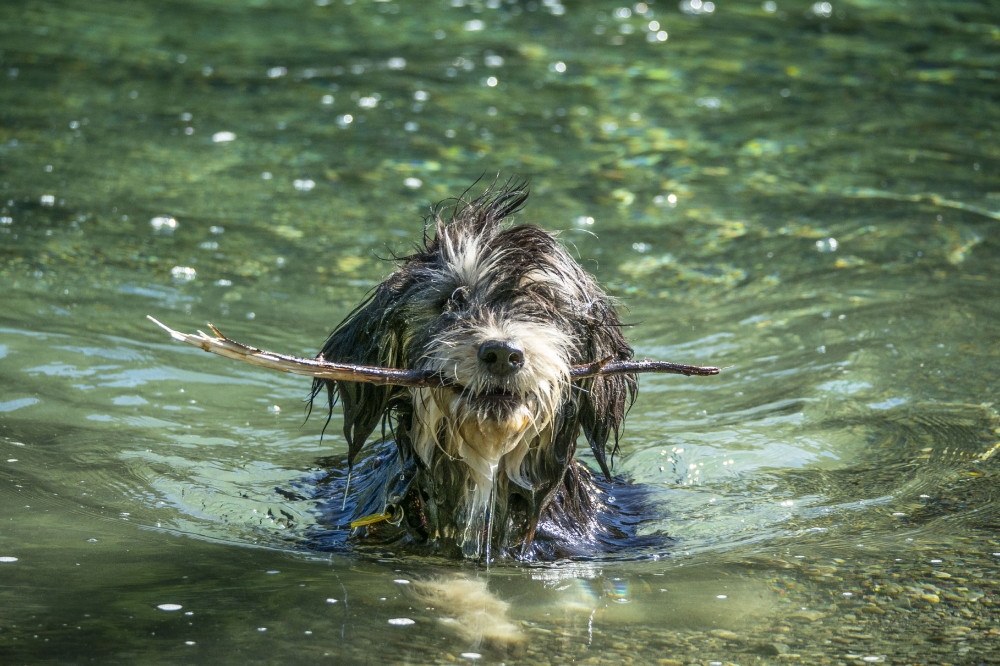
[312,182,636,557]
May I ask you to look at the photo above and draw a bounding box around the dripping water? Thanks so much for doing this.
[341,469,351,511]
[485,470,498,575]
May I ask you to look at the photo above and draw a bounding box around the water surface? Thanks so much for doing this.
[2,0,1000,663]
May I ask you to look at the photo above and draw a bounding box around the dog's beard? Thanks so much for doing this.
[409,317,570,557]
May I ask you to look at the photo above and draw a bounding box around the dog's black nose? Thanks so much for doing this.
[477,340,524,376]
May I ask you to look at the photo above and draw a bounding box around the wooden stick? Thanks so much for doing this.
[147,316,720,386]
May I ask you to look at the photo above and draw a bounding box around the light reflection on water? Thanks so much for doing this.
[2,0,1000,662]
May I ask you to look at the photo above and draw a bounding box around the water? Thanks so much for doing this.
[2,0,999,662]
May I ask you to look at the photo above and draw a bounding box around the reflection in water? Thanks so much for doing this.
[411,576,525,651]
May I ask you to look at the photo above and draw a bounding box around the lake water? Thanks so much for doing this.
[2,0,1000,663]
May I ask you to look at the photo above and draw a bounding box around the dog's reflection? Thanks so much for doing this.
[409,575,526,652]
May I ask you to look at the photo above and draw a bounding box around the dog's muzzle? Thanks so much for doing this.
[458,339,527,417]
[477,340,524,377]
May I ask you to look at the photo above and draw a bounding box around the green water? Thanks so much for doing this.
[2,0,1000,663]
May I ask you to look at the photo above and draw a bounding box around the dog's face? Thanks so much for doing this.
[406,219,588,493]
[313,184,636,558]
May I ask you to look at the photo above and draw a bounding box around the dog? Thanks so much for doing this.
[306,180,655,561]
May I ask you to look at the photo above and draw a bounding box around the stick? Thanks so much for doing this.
[147,316,720,386]
[147,316,442,387]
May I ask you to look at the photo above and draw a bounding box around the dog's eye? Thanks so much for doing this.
[445,287,468,308]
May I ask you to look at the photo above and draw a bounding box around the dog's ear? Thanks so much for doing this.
[578,300,637,482]
[309,285,405,468]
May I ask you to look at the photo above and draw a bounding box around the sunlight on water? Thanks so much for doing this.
[2,0,1000,662]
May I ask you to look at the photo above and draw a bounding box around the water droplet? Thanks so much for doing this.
[812,1,832,17]
[388,618,415,626]
[157,604,183,612]
[170,266,197,282]
[680,0,714,13]
[815,237,838,252]
[0,556,17,563]
[212,131,236,143]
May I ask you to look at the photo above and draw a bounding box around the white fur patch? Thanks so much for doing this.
[439,225,498,292]
[409,311,571,557]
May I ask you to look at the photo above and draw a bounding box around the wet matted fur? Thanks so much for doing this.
[308,181,648,560]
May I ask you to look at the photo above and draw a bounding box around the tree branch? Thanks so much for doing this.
[147,316,720,387]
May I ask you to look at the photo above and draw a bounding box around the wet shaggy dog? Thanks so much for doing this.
[307,182,649,560]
